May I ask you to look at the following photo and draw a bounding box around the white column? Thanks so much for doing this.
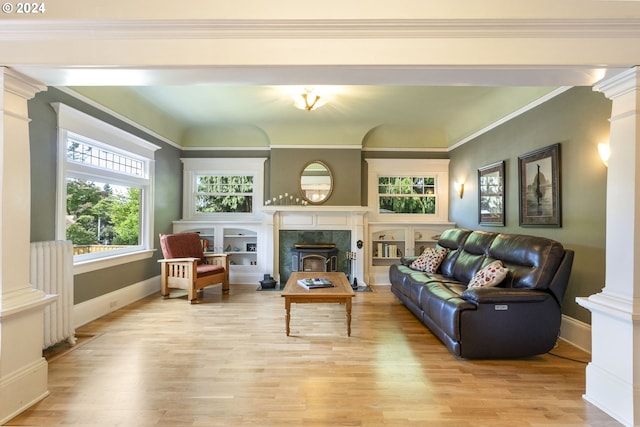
[577,66,640,427]
[0,67,55,424]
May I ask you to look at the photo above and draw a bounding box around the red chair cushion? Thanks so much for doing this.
[160,233,205,264]
[197,263,225,277]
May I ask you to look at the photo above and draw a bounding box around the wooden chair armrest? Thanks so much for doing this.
[203,253,228,259]
[158,257,200,263]
[203,253,229,268]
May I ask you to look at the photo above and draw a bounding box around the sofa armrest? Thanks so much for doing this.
[461,287,551,304]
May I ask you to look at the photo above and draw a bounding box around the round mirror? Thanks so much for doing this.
[299,161,333,204]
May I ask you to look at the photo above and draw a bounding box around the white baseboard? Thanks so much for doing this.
[73,275,161,328]
[559,314,591,353]
[0,358,49,425]
[230,271,263,286]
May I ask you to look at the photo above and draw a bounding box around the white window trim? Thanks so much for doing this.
[181,157,267,221]
[52,103,160,272]
[366,158,450,223]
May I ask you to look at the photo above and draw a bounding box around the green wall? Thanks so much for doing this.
[269,148,362,206]
[28,87,183,304]
[449,86,611,323]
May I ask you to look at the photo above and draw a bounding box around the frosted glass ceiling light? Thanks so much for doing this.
[294,88,325,111]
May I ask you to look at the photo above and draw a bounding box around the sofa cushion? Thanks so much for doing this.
[449,231,498,283]
[488,233,565,290]
[410,247,449,272]
[468,260,509,288]
[438,228,472,277]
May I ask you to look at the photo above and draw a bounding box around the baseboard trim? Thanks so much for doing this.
[74,275,161,328]
[559,314,591,353]
[0,358,49,425]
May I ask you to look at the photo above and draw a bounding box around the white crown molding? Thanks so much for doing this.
[51,102,161,156]
[1,67,46,100]
[55,86,181,149]
[270,144,362,150]
[448,86,573,151]
[3,18,640,40]
[363,146,448,153]
[183,144,441,151]
[593,66,640,99]
[181,145,271,151]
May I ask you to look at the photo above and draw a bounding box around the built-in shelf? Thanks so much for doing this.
[368,222,454,285]
[223,228,257,267]
[172,221,263,284]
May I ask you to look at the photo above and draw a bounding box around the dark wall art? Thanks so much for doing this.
[518,143,561,227]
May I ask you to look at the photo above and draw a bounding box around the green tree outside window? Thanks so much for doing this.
[195,175,254,213]
[378,176,437,214]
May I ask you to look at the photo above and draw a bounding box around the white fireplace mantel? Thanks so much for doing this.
[262,206,369,234]
[262,205,370,215]
[261,206,369,284]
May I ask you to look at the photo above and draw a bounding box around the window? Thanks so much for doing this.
[53,103,159,269]
[366,158,450,223]
[67,138,145,177]
[195,175,254,213]
[181,158,266,220]
[378,176,437,214]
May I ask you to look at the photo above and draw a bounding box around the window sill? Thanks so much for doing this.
[73,249,156,275]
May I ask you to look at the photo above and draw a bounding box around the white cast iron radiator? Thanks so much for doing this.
[30,240,76,349]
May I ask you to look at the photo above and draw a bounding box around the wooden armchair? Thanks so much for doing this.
[158,233,229,304]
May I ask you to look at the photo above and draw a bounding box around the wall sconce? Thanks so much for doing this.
[454,181,465,199]
[598,142,610,167]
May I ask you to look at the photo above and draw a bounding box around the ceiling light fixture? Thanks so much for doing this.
[294,88,325,111]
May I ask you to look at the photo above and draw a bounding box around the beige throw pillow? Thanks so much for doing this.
[410,248,448,273]
[468,260,509,288]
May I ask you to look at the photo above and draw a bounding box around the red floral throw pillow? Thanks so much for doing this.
[468,260,509,288]
[410,248,449,273]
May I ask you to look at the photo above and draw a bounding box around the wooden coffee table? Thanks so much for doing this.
[282,272,356,336]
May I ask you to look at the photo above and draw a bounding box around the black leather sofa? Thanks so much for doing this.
[389,228,574,359]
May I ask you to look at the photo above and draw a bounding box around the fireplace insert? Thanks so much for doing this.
[291,243,339,273]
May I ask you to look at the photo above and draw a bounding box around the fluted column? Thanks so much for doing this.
[578,66,640,427]
[0,67,54,424]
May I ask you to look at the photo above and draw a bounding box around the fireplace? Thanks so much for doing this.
[278,230,351,282]
[291,243,339,272]
[266,207,368,285]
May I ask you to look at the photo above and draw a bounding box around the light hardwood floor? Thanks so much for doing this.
[8,284,620,426]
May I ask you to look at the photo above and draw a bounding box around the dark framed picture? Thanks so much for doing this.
[246,243,257,252]
[478,161,505,226]
[518,143,561,227]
